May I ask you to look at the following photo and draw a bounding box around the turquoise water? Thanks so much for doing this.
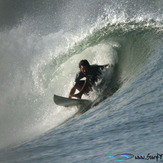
[0,0,163,162]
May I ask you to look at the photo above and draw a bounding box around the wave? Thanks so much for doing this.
[35,20,162,97]
[0,0,163,151]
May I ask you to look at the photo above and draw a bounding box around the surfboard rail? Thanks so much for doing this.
[53,94,92,107]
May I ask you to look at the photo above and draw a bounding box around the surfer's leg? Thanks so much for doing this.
[76,80,91,95]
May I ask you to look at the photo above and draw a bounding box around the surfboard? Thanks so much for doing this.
[53,94,92,107]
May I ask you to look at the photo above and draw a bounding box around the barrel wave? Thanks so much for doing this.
[0,0,163,163]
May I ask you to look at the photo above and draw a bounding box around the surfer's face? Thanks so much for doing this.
[80,65,89,75]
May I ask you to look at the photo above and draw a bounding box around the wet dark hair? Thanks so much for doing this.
[79,59,90,68]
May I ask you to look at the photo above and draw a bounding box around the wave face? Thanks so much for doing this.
[0,0,163,156]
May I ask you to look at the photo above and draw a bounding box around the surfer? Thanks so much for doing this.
[69,59,110,99]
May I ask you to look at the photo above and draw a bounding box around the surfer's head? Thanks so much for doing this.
[79,59,90,75]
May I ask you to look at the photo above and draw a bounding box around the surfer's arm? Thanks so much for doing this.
[101,64,110,69]
[69,78,89,99]
[104,64,110,67]
[69,85,76,98]
[69,72,84,98]
[73,78,89,99]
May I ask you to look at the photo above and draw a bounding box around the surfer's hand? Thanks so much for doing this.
[69,94,72,98]
[74,92,82,99]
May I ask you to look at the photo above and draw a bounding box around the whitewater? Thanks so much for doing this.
[0,0,163,162]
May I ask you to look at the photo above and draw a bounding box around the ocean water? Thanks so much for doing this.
[0,0,163,162]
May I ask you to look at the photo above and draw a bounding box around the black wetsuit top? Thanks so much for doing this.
[75,65,105,86]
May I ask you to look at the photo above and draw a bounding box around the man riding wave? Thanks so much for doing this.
[69,60,110,99]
